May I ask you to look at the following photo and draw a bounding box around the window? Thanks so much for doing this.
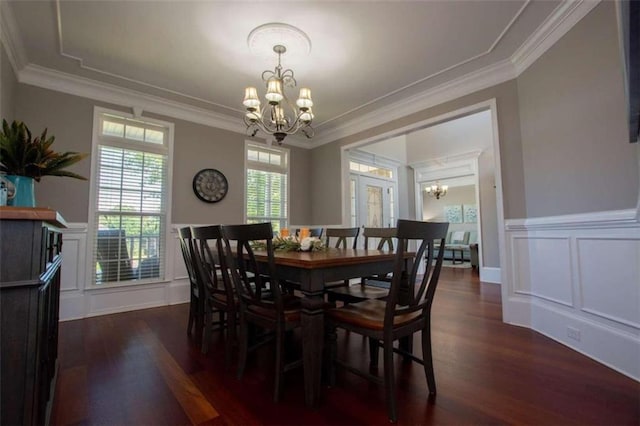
[245,142,289,233]
[349,160,393,178]
[89,109,173,286]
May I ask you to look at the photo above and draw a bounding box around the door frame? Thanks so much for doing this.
[339,98,506,286]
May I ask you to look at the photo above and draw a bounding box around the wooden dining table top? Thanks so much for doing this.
[252,248,403,269]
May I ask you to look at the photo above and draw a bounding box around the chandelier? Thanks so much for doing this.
[425,182,448,200]
[243,44,314,145]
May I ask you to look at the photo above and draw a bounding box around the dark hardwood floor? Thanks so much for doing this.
[51,268,640,425]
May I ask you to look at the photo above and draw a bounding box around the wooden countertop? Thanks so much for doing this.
[0,207,68,228]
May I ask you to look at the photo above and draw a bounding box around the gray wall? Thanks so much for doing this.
[423,184,477,234]
[397,165,415,220]
[8,0,637,231]
[517,2,638,216]
[1,43,17,122]
[13,84,312,225]
[310,141,343,224]
[310,1,638,229]
[310,80,526,226]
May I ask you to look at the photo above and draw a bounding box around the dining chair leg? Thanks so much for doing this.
[324,324,338,387]
[201,309,212,354]
[225,311,237,367]
[273,324,285,402]
[368,337,379,369]
[422,325,436,395]
[383,339,398,423]
[187,296,195,335]
[196,299,205,346]
[237,311,249,380]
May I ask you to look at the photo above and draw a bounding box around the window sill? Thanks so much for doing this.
[85,278,172,291]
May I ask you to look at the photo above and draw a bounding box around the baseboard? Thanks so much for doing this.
[512,297,640,381]
[59,279,190,321]
[480,266,501,284]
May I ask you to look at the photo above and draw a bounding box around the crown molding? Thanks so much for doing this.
[511,0,601,74]
[19,64,246,134]
[2,0,599,151]
[14,63,315,149]
[310,59,517,147]
[311,0,600,147]
[0,1,27,75]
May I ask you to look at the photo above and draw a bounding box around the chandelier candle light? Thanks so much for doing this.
[243,41,314,144]
[425,181,448,200]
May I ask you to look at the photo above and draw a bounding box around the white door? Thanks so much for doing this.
[354,175,396,229]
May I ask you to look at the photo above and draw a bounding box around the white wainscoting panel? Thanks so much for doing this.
[511,236,573,307]
[58,223,194,321]
[504,209,640,381]
[577,237,640,328]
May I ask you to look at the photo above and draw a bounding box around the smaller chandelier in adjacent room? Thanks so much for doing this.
[425,182,448,200]
[242,24,314,145]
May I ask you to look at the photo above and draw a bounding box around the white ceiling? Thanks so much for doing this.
[2,0,586,147]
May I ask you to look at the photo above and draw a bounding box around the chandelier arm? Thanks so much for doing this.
[280,69,297,87]
[261,69,276,82]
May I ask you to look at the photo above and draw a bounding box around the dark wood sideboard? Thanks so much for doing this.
[0,207,67,425]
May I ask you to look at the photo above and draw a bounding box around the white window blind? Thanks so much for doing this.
[91,112,171,285]
[245,143,289,233]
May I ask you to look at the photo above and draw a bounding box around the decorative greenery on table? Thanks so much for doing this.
[251,236,327,252]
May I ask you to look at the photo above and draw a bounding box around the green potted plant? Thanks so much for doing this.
[0,119,88,207]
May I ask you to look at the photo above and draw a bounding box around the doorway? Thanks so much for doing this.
[339,99,505,285]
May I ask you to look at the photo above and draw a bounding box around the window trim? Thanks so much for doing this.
[243,140,290,229]
[349,149,399,182]
[86,107,174,289]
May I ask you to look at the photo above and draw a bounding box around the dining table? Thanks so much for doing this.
[252,247,405,408]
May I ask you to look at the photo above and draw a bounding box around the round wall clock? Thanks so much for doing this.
[192,168,228,203]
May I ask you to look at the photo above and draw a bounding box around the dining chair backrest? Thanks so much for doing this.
[295,228,324,238]
[385,220,449,327]
[191,225,235,304]
[221,223,286,315]
[325,227,360,249]
[178,227,199,293]
[363,227,397,251]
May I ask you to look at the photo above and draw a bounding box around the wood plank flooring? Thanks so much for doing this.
[51,268,640,425]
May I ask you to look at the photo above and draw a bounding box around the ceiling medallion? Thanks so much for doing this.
[243,23,314,145]
[247,23,312,57]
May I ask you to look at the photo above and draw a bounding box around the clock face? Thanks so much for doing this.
[192,169,228,203]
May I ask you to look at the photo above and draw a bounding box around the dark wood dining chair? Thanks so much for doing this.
[324,227,359,249]
[191,225,237,363]
[325,220,449,423]
[220,222,303,402]
[327,227,397,304]
[323,227,361,290]
[178,227,204,341]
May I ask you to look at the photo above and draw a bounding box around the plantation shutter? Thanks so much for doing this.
[245,143,288,233]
